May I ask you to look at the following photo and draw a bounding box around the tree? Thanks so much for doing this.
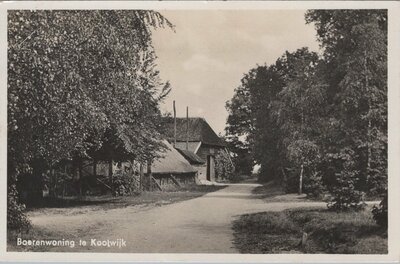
[8,10,173,228]
[225,10,387,210]
[225,48,326,186]
[274,48,327,194]
[224,135,253,176]
[306,10,387,198]
[326,148,366,211]
[372,191,388,229]
[225,73,255,176]
[225,65,284,182]
[214,149,235,181]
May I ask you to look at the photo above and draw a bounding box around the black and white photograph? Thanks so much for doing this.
[2,1,400,262]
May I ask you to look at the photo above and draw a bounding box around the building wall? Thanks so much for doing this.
[153,173,196,191]
[209,155,215,181]
[194,164,207,181]
[82,160,140,178]
[195,144,222,182]
[196,145,215,160]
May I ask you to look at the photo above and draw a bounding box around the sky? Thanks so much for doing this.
[152,10,320,134]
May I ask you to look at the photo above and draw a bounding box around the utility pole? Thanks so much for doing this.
[186,106,189,150]
[173,100,176,148]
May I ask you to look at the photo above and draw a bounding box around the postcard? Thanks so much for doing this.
[1,1,399,263]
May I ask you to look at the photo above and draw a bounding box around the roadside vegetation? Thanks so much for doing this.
[225,10,387,227]
[27,184,226,212]
[233,207,387,254]
[8,10,174,230]
[251,181,288,199]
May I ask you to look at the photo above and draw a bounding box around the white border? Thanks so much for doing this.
[0,1,399,262]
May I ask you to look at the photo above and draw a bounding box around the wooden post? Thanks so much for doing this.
[301,232,308,247]
[93,158,97,177]
[147,160,152,191]
[170,174,182,188]
[139,162,144,191]
[282,167,288,189]
[129,158,134,176]
[173,100,177,148]
[186,106,189,150]
[78,158,83,198]
[72,158,78,195]
[109,159,114,195]
[52,169,56,198]
[299,164,304,195]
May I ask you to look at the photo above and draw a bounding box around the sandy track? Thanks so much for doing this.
[28,183,326,253]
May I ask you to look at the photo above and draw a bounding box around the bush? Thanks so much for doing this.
[372,192,387,229]
[367,168,387,197]
[327,151,366,211]
[112,171,140,196]
[7,184,31,230]
[229,172,245,183]
[327,170,365,211]
[282,168,299,193]
[303,171,326,198]
[215,149,235,181]
[233,208,388,254]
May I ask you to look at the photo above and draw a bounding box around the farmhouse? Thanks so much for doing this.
[18,118,225,201]
[80,140,197,192]
[150,140,197,189]
[165,117,227,182]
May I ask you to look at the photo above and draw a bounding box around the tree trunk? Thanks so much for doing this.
[109,159,114,195]
[93,158,97,177]
[364,50,372,184]
[48,167,54,198]
[299,164,304,195]
[78,158,83,199]
[52,169,56,198]
[139,162,144,191]
[367,119,372,182]
[281,167,287,189]
[147,160,152,191]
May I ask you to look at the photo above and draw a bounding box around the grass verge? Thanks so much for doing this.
[232,206,387,254]
[26,184,226,215]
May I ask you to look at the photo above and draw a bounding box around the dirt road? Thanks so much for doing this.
[27,183,326,253]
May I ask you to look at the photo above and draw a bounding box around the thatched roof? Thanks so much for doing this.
[151,140,196,174]
[174,142,200,153]
[165,117,226,147]
[176,148,205,165]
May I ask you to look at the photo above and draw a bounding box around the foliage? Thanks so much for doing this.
[232,208,387,254]
[112,171,140,196]
[8,10,172,228]
[224,135,253,176]
[328,172,365,211]
[225,63,283,182]
[372,191,388,229]
[303,171,326,198]
[7,185,31,230]
[306,10,387,198]
[214,149,235,181]
[327,149,366,211]
[225,10,387,210]
[8,10,172,166]
[42,170,73,197]
[287,140,320,170]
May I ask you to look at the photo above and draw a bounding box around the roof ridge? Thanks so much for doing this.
[174,116,205,120]
[163,117,225,147]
